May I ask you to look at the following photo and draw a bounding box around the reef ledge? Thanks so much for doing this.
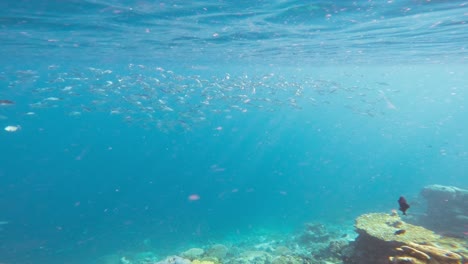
[345,212,468,264]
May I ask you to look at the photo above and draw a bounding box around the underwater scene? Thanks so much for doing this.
[0,0,467,264]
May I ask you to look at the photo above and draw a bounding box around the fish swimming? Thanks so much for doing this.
[398,196,410,215]
[394,229,406,235]
[0,99,15,106]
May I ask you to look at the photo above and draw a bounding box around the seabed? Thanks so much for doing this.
[95,185,468,264]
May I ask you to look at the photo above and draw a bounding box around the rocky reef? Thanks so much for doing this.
[419,184,468,236]
[100,221,354,264]
[96,184,468,264]
[345,212,468,264]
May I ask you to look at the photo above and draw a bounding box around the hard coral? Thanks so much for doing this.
[348,213,468,264]
[192,260,216,264]
[395,245,430,261]
[206,244,228,260]
[389,242,464,264]
[355,213,438,244]
[181,248,205,260]
[389,256,426,264]
[155,256,191,264]
[406,242,462,264]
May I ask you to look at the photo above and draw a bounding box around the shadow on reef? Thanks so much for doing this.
[95,184,468,264]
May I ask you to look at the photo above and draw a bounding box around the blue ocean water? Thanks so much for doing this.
[0,0,467,264]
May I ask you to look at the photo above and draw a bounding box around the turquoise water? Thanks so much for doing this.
[0,1,467,264]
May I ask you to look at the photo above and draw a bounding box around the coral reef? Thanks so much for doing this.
[270,255,304,264]
[229,250,272,264]
[355,213,439,244]
[346,212,468,264]
[298,223,331,244]
[205,244,229,260]
[181,248,205,260]
[419,184,468,236]
[155,256,192,264]
[96,216,353,264]
[273,246,291,256]
[192,260,217,264]
[390,242,463,264]
[95,183,468,264]
[321,240,349,260]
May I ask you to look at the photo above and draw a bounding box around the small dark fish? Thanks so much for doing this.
[394,229,406,235]
[398,196,410,215]
[0,99,15,106]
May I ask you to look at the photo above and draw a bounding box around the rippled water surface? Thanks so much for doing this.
[1,0,467,64]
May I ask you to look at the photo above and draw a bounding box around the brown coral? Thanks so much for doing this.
[396,246,430,261]
[390,242,463,264]
[408,242,462,264]
[389,256,426,264]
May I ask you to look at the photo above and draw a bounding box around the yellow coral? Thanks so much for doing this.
[192,259,217,264]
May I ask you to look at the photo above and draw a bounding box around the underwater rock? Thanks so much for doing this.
[181,248,205,260]
[205,244,229,260]
[421,185,468,202]
[346,213,468,264]
[420,184,468,236]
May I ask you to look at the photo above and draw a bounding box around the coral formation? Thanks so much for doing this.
[205,244,229,260]
[181,248,205,260]
[230,250,272,264]
[270,255,303,264]
[347,212,468,264]
[355,213,439,244]
[155,256,192,264]
[298,223,330,244]
[390,242,463,264]
[420,184,468,236]
[192,260,216,264]
[273,246,291,256]
[323,240,349,260]
[97,184,468,264]
[97,213,352,264]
